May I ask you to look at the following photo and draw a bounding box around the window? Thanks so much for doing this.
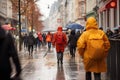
[107,9,110,28]
[119,0,120,24]
[101,12,103,27]
[114,8,117,27]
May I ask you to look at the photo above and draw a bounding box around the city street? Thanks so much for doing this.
[0,0,120,80]
[15,46,107,80]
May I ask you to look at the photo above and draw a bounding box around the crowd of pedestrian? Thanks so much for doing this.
[1,16,120,80]
[106,27,120,39]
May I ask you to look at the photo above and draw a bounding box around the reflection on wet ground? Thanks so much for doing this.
[17,46,107,80]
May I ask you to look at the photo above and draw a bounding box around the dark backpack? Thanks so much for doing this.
[56,31,64,44]
[28,36,34,45]
[69,35,77,47]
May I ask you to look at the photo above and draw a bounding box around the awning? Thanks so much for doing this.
[106,0,117,8]
[98,0,117,13]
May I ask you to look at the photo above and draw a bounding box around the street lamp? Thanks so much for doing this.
[18,0,22,51]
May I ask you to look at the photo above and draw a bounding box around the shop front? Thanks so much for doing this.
[98,0,119,32]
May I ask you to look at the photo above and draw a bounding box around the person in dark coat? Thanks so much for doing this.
[106,29,113,38]
[68,30,77,57]
[27,32,35,56]
[0,23,21,80]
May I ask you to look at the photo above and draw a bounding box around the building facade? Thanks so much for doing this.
[0,0,7,24]
[98,0,119,31]
[46,1,60,30]
[0,0,13,24]
[74,0,86,26]
[86,0,97,18]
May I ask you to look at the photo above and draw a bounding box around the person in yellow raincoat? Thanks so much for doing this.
[77,17,110,80]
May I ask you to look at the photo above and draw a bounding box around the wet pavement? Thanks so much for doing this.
[15,46,107,80]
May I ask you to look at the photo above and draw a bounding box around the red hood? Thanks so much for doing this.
[57,26,62,31]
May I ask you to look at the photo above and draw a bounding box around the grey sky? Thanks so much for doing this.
[37,0,58,20]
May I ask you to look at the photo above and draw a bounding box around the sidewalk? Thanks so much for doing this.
[12,46,108,80]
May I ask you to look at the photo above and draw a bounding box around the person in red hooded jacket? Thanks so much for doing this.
[52,26,67,65]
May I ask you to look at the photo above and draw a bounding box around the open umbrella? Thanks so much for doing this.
[2,24,16,30]
[66,23,84,30]
[2,24,12,30]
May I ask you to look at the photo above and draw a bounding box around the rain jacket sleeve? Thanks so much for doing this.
[77,32,86,57]
[52,33,56,47]
[8,33,21,76]
[103,33,110,55]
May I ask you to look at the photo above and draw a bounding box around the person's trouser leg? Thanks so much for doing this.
[60,52,63,64]
[57,52,60,64]
[70,46,73,57]
[48,42,51,51]
[38,40,41,48]
[73,47,76,57]
[31,45,33,55]
[28,45,30,55]
[94,72,101,80]
[86,72,92,80]
[57,52,63,64]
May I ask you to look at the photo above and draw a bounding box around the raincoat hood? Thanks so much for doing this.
[86,17,98,30]
[57,26,63,31]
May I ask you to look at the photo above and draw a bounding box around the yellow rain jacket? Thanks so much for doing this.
[77,17,110,73]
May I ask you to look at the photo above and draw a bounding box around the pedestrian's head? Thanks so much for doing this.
[71,29,75,35]
[57,26,62,31]
[99,27,103,30]
[25,33,27,36]
[29,32,33,36]
[86,17,98,30]
[77,31,80,34]
[114,28,119,34]
[48,31,50,34]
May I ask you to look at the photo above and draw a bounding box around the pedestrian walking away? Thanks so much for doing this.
[68,29,77,57]
[52,26,67,65]
[0,23,21,80]
[27,32,35,56]
[46,31,52,51]
[23,33,28,50]
[77,17,110,80]
[37,32,43,49]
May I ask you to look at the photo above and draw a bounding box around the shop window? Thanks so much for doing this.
[107,10,110,28]
[101,12,103,27]
[114,8,117,27]
[119,0,120,24]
